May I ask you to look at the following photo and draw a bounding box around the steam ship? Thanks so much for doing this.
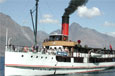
[5,0,115,76]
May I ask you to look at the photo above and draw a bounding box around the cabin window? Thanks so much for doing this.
[54,47,57,50]
[74,57,83,63]
[49,35,62,41]
[49,47,52,49]
[56,56,71,62]
[113,58,115,62]
[89,57,115,63]
[59,47,61,49]
[46,46,49,49]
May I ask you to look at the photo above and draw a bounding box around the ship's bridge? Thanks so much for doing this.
[43,34,77,47]
[49,34,68,41]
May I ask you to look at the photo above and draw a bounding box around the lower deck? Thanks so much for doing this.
[5,51,115,67]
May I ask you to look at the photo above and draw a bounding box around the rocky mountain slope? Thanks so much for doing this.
[69,22,115,49]
[0,13,48,56]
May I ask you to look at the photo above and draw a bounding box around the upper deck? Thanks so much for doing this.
[43,41,77,47]
[43,34,77,47]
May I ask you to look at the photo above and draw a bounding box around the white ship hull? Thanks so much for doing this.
[5,66,106,76]
[5,51,115,76]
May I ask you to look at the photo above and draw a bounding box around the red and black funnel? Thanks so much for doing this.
[61,16,69,36]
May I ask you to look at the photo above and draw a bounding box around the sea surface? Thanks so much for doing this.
[0,57,115,76]
[0,57,4,76]
[51,68,115,76]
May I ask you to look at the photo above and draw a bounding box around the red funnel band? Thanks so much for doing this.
[62,23,69,36]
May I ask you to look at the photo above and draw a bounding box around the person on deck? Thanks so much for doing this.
[65,47,69,53]
[109,44,112,51]
[74,40,82,52]
[77,40,82,47]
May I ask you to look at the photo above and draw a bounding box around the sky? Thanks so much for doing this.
[0,0,115,37]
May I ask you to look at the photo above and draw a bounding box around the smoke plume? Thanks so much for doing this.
[63,0,88,16]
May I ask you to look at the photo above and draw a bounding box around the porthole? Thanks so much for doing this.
[31,56,33,58]
[52,57,53,59]
[45,57,47,59]
[21,55,24,57]
[41,56,43,59]
[36,56,38,58]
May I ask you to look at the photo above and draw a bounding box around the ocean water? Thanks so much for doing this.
[0,57,115,76]
[0,57,4,76]
[51,69,115,76]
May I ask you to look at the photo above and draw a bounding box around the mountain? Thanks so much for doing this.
[0,13,48,56]
[37,30,49,45]
[69,22,115,49]
[50,29,61,34]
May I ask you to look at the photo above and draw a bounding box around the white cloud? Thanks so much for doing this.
[0,0,6,3]
[40,18,58,24]
[43,14,52,18]
[106,32,115,37]
[40,14,59,24]
[103,21,115,27]
[77,6,101,18]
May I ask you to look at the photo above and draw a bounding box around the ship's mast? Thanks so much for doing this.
[30,0,39,46]
[35,0,39,45]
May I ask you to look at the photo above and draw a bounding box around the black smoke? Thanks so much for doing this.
[63,0,88,16]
